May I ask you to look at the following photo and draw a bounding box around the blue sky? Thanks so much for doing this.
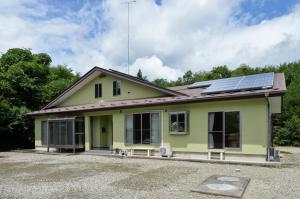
[0,0,300,80]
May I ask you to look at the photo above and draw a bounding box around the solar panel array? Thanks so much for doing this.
[188,73,274,94]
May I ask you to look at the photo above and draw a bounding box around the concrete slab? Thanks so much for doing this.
[191,175,250,198]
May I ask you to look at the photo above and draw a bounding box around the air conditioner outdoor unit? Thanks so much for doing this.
[160,146,172,157]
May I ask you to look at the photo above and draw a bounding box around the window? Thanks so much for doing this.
[169,112,189,133]
[41,121,48,145]
[125,112,160,144]
[95,83,102,98]
[113,80,121,96]
[208,111,240,149]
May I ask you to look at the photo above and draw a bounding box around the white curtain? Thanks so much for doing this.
[125,114,133,144]
[208,113,215,148]
[151,113,160,144]
[208,113,215,132]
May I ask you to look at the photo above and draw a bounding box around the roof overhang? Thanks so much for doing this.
[28,89,285,116]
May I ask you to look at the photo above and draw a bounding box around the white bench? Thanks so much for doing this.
[208,149,225,160]
[128,147,155,157]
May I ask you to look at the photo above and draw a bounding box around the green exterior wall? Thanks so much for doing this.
[34,115,48,147]
[34,98,268,155]
[59,75,168,107]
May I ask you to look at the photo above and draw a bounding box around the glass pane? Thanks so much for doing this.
[41,121,47,145]
[225,112,240,148]
[113,81,117,95]
[99,84,102,97]
[151,113,160,144]
[125,115,133,144]
[177,122,185,132]
[53,121,59,145]
[75,117,84,133]
[67,121,73,145]
[60,121,67,145]
[208,132,223,149]
[142,113,150,144]
[208,112,223,132]
[49,122,54,145]
[95,84,98,98]
[170,114,178,132]
[133,114,141,144]
[178,113,185,123]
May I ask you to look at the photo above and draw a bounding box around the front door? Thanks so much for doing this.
[92,116,101,148]
[92,115,113,149]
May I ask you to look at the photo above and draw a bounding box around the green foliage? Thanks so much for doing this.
[274,116,300,146]
[136,69,147,80]
[209,65,231,79]
[0,48,78,149]
[153,78,170,88]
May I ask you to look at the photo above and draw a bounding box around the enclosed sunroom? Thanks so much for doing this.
[41,117,85,152]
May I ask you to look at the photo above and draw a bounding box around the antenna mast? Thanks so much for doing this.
[122,0,136,74]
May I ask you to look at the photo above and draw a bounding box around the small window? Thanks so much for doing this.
[41,121,48,145]
[169,112,189,133]
[95,84,102,98]
[113,80,121,96]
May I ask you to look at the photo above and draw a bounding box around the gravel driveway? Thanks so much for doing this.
[0,148,299,199]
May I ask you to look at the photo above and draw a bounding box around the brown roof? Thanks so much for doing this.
[27,73,286,116]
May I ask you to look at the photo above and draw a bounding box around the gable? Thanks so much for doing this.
[43,67,183,109]
[57,73,170,107]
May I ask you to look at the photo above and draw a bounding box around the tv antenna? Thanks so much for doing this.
[122,0,136,74]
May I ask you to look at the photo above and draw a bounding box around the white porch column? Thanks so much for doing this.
[84,115,91,151]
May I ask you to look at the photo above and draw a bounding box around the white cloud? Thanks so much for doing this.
[131,55,183,80]
[0,0,300,80]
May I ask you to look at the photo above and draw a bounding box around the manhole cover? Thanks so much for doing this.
[191,175,250,198]
[206,183,237,191]
[217,176,240,182]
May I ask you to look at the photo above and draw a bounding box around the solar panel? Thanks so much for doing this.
[188,80,216,88]
[195,73,275,94]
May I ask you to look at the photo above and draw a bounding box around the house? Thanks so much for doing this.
[27,67,286,162]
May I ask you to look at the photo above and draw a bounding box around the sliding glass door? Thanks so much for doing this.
[208,111,240,149]
[126,112,160,145]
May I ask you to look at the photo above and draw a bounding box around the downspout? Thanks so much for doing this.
[161,110,164,147]
[265,93,272,161]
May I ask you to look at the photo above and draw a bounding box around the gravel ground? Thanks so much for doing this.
[0,148,299,199]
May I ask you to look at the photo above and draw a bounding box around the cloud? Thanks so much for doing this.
[0,0,300,80]
[131,55,183,80]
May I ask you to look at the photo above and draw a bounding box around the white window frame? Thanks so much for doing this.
[169,111,189,134]
[113,80,121,96]
[95,83,102,98]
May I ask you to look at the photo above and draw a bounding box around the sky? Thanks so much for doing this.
[0,0,300,80]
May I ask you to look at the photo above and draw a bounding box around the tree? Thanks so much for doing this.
[152,78,170,88]
[274,116,300,146]
[232,64,256,76]
[209,65,231,79]
[136,69,147,80]
[0,48,79,149]
[182,70,194,85]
